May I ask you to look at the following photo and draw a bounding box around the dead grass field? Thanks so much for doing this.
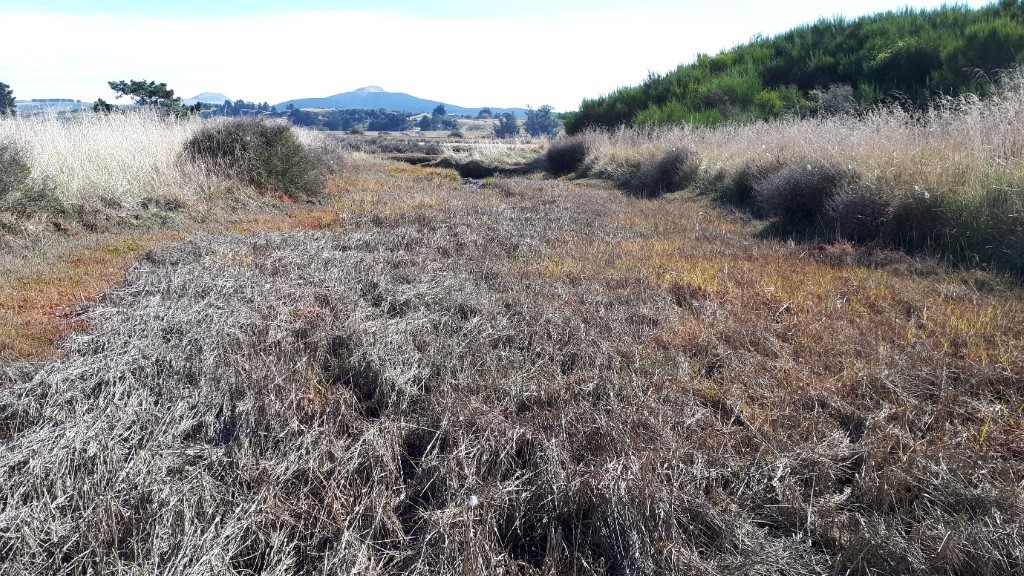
[1,148,1021,574]
[0,112,353,362]
[565,72,1024,277]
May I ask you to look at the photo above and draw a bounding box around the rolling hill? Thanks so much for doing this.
[565,1,1024,132]
[275,86,528,118]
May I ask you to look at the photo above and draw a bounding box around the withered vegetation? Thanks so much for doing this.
[2,153,1022,574]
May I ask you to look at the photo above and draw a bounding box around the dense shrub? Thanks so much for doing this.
[183,119,326,198]
[884,190,946,252]
[0,140,30,200]
[976,186,1024,274]
[628,147,700,198]
[565,4,1024,133]
[719,157,784,208]
[754,162,847,225]
[545,136,589,176]
[0,142,71,217]
[827,182,892,241]
[4,185,71,218]
[944,186,1024,274]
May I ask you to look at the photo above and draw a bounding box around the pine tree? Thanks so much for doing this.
[0,82,16,116]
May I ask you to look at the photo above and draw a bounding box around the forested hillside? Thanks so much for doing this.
[565,1,1024,132]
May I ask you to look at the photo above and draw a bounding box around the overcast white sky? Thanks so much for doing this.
[0,1,994,111]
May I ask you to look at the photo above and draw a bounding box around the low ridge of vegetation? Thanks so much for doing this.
[566,0,1024,132]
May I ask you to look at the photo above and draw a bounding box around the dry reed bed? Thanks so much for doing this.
[439,138,547,165]
[0,111,220,206]
[579,75,1024,196]
[1,164,1022,574]
[572,73,1024,274]
[0,111,344,210]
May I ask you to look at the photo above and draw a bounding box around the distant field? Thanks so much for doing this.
[0,106,1022,574]
[12,100,92,115]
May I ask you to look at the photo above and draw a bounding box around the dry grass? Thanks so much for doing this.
[578,75,1024,196]
[0,110,226,206]
[440,137,546,165]
[0,111,353,363]
[1,155,1021,574]
[571,72,1024,273]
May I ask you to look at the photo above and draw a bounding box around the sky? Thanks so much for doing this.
[0,1,995,111]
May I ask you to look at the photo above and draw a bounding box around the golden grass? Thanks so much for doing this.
[579,75,1024,198]
[519,194,1024,407]
[0,110,224,206]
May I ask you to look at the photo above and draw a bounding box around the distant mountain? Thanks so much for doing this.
[275,86,528,118]
[183,92,231,106]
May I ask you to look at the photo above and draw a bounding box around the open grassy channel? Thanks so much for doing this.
[1,130,1022,573]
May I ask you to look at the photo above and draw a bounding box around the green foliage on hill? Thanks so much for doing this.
[565,1,1024,133]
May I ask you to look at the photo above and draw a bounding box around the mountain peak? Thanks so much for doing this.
[183,92,231,105]
[274,88,528,118]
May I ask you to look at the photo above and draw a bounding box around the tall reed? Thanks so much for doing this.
[575,71,1024,273]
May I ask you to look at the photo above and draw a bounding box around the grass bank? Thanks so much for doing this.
[557,71,1024,276]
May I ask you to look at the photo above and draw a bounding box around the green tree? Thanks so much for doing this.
[524,105,561,137]
[477,107,493,119]
[418,115,434,131]
[109,79,177,107]
[494,113,520,138]
[107,79,200,116]
[432,104,447,117]
[0,82,16,116]
[92,98,114,113]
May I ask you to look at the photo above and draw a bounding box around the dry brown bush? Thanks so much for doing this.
[828,182,892,241]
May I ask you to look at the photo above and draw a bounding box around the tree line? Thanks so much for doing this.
[0,78,565,138]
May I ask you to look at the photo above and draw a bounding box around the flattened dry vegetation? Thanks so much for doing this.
[0,112,355,361]
[1,161,1023,575]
